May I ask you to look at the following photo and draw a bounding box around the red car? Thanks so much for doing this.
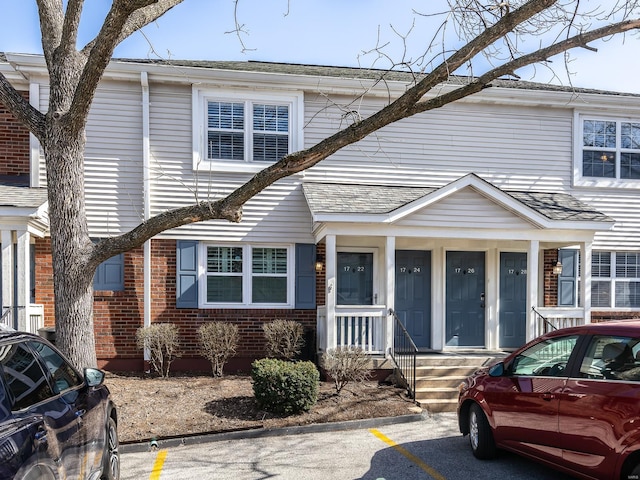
[458,320,640,480]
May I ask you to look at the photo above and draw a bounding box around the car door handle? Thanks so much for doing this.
[541,393,556,401]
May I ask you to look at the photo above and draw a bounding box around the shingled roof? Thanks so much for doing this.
[302,182,612,223]
[116,58,632,97]
[0,184,48,209]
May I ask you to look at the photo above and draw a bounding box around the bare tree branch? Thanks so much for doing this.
[36,0,64,65]
[0,73,46,141]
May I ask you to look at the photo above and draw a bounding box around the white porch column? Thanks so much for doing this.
[16,230,31,332]
[1,231,12,324]
[581,242,593,324]
[325,235,337,350]
[526,240,540,342]
[385,236,395,356]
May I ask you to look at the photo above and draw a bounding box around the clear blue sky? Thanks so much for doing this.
[1,0,639,93]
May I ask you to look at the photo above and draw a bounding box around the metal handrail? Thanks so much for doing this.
[1,307,13,330]
[532,306,557,333]
[388,308,418,399]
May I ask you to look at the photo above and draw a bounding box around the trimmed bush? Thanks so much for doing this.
[323,346,371,394]
[136,323,180,378]
[198,321,239,377]
[262,319,305,360]
[251,358,319,414]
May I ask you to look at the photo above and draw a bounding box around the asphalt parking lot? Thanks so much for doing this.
[119,413,573,479]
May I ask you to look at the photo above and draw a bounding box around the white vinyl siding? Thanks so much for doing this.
[148,84,313,244]
[303,97,572,191]
[395,187,534,229]
[38,81,144,236]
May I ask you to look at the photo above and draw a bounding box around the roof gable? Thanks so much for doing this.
[303,174,613,230]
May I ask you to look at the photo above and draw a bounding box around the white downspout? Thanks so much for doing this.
[141,72,151,364]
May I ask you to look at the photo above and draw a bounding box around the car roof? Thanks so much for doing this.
[0,330,44,344]
[546,319,640,338]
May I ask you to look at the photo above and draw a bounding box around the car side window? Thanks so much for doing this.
[579,336,640,381]
[28,341,82,394]
[0,342,54,410]
[510,335,578,377]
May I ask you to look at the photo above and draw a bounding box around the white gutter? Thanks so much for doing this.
[141,72,151,363]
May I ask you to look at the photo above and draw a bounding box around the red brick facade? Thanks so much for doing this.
[34,238,322,372]
[0,91,30,177]
[543,249,559,306]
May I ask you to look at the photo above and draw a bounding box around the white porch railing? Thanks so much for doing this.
[533,307,584,337]
[1,305,44,333]
[317,306,387,354]
[27,304,45,334]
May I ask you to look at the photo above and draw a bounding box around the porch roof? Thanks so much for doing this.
[302,175,613,225]
[0,183,48,209]
[0,182,49,237]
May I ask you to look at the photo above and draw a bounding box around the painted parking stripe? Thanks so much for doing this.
[149,449,168,480]
[369,429,447,480]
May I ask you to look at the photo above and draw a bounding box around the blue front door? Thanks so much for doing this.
[499,252,527,348]
[446,251,485,347]
[395,250,431,349]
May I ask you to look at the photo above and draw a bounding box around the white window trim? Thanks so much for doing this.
[192,87,304,174]
[198,243,295,309]
[573,111,640,189]
[586,251,640,311]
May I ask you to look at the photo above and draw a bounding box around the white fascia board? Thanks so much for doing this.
[318,223,599,243]
[9,53,640,111]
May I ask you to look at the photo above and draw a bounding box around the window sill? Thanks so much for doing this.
[195,161,274,174]
[574,176,640,189]
[199,304,293,309]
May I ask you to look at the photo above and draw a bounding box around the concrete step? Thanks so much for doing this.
[416,397,459,413]
[415,375,468,389]
[405,353,507,414]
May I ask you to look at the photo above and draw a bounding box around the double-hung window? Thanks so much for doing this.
[194,89,302,173]
[203,244,292,307]
[576,114,640,186]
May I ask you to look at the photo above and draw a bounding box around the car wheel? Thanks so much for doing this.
[468,403,496,460]
[101,416,120,480]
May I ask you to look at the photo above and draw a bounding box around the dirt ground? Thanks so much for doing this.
[105,373,422,444]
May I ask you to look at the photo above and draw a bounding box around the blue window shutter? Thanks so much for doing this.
[93,253,124,291]
[558,249,577,306]
[177,241,198,308]
[295,244,316,309]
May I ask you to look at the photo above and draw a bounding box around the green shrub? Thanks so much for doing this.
[251,358,319,414]
[136,323,180,378]
[262,319,305,360]
[198,321,239,377]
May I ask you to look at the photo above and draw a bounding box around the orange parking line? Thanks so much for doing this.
[150,449,168,480]
[369,429,447,480]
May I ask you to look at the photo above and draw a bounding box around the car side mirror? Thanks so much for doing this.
[84,368,105,387]
[488,362,505,377]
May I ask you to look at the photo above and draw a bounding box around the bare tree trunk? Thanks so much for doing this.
[46,132,97,368]
[45,55,98,368]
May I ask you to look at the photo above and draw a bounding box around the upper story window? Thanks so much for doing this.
[193,88,303,173]
[575,113,640,188]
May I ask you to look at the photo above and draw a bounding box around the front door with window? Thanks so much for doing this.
[500,252,527,349]
[337,252,374,305]
[446,251,485,347]
[395,250,431,349]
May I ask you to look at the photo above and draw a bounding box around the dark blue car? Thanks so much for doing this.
[0,330,119,480]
